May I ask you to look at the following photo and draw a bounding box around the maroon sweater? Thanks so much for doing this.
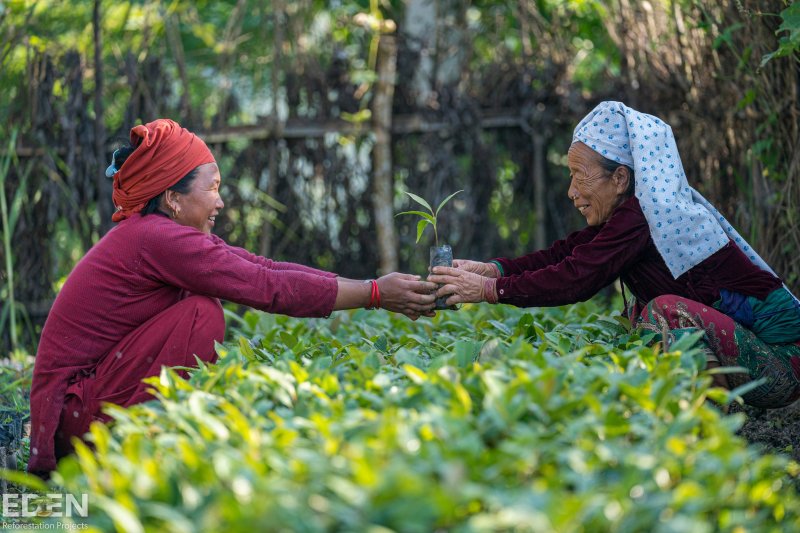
[493,196,781,308]
[29,213,338,473]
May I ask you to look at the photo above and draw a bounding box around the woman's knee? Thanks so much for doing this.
[639,294,682,323]
[185,295,225,340]
[646,294,681,312]
[178,296,226,364]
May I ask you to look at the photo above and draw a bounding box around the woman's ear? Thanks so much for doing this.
[613,166,631,195]
[163,189,179,210]
[161,189,184,219]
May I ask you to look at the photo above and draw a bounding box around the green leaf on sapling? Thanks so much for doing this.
[396,210,435,224]
[403,191,433,212]
[435,189,463,216]
[416,219,431,243]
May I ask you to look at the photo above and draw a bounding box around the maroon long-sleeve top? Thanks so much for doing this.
[29,213,338,473]
[492,196,781,308]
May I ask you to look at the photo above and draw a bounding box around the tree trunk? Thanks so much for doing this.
[165,12,194,126]
[260,4,283,258]
[93,0,110,232]
[403,0,437,107]
[532,133,546,250]
[372,35,399,274]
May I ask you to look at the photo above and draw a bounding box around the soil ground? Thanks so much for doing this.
[731,399,800,490]
[734,399,800,462]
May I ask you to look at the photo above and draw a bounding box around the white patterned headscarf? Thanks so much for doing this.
[571,101,777,281]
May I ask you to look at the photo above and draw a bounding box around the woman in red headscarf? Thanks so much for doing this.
[28,119,437,476]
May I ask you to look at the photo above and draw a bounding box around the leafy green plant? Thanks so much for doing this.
[7,301,798,531]
[0,352,33,486]
[761,2,800,67]
[0,129,31,352]
[396,189,462,246]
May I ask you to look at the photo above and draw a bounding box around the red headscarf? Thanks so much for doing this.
[111,119,216,222]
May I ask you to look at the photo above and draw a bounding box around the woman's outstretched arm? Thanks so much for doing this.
[334,274,438,320]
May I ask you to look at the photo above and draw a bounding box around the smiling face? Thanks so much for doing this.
[567,142,629,226]
[162,163,224,233]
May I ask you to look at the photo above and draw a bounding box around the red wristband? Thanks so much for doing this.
[367,279,381,309]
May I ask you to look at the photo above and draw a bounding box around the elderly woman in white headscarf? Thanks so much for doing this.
[429,101,800,408]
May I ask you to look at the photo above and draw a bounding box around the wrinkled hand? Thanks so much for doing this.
[428,266,488,305]
[377,272,438,320]
[452,259,498,278]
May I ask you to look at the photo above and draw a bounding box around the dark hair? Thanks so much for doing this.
[111,143,199,215]
[140,170,198,215]
[597,154,635,198]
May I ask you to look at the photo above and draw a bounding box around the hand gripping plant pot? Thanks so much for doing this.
[429,244,454,309]
[397,190,462,310]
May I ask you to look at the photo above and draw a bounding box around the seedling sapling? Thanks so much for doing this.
[397,190,463,309]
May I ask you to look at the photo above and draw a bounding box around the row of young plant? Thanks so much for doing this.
[0,350,31,484]
[7,301,800,531]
